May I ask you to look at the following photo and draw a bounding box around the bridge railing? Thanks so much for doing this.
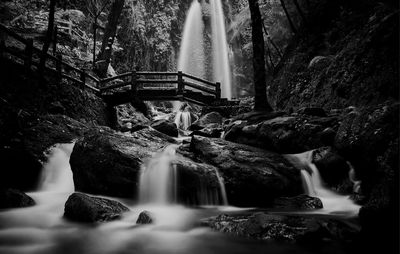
[99,71,221,100]
[0,23,99,93]
[0,23,221,102]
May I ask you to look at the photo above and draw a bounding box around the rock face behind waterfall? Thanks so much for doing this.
[64,193,129,223]
[190,136,303,207]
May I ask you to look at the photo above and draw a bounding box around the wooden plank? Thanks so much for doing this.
[101,81,130,91]
[137,79,177,84]
[137,71,177,76]
[184,81,216,95]
[182,72,216,87]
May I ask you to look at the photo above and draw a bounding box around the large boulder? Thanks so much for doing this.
[189,112,223,131]
[116,103,150,132]
[190,136,303,207]
[151,119,178,137]
[64,192,129,223]
[70,127,173,198]
[0,189,35,209]
[224,114,339,154]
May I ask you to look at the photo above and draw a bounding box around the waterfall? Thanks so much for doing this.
[139,145,179,204]
[287,151,360,216]
[210,0,232,99]
[38,143,75,193]
[177,0,205,77]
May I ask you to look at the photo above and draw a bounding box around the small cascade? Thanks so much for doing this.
[287,151,360,216]
[174,111,192,130]
[210,0,232,99]
[38,143,75,193]
[215,169,228,206]
[139,145,179,204]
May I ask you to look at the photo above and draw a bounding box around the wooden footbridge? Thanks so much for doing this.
[0,23,236,106]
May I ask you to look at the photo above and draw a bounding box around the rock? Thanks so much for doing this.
[190,123,223,138]
[189,112,223,131]
[297,107,327,117]
[48,101,66,114]
[190,136,303,207]
[0,189,35,209]
[203,212,360,244]
[319,127,336,146]
[70,127,174,198]
[116,103,150,132]
[151,119,178,137]
[64,192,129,223]
[136,211,153,224]
[224,114,339,154]
[273,195,323,210]
[312,147,352,190]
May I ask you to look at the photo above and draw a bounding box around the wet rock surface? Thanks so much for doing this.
[190,112,223,131]
[64,192,129,223]
[224,113,339,154]
[136,210,153,224]
[202,212,360,244]
[190,136,303,207]
[273,195,323,211]
[151,119,178,137]
[0,189,35,209]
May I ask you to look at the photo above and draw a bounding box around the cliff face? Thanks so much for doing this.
[267,0,399,111]
[115,0,192,72]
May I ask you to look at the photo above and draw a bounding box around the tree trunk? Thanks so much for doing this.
[96,0,125,77]
[39,0,56,74]
[293,0,308,26]
[279,0,297,34]
[248,0,273,112]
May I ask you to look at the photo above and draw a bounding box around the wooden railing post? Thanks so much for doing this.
[24,38,33,73]
[52,25,58,55]
[215,82,221,99]
[56,54,62,80]
[177,71,184,95]
[131,70,137,94]
[80,70,86,89]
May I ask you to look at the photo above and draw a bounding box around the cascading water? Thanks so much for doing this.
[210,0,232,99]
[139,145,179,204]
[38,143,75,193]
[287,151,361,216]
[174,111,192,130]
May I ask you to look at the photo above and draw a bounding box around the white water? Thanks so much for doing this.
[139,145,179,204]
[174,0,206,112]
[287,151,360,216]
[210,0,232,99]
[177,0,205,79]
[174,111,192,130]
